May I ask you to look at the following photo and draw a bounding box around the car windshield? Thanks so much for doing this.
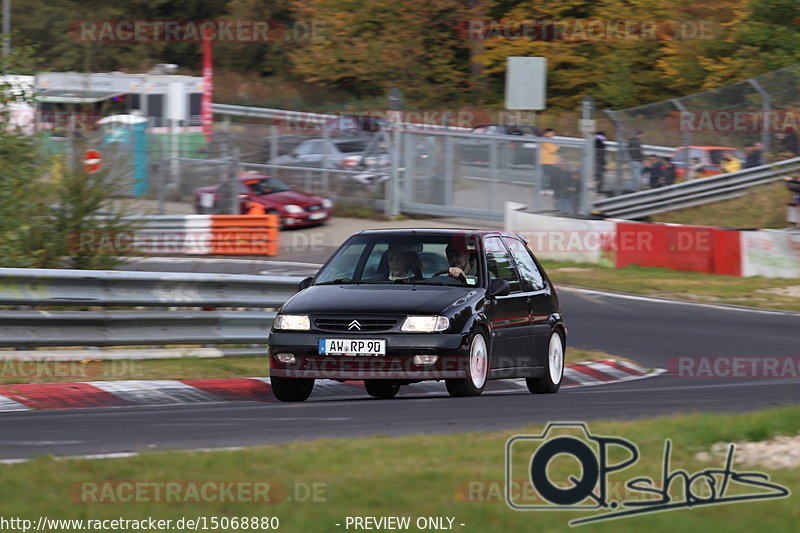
[315,234,481,286]
[246,177,292,195]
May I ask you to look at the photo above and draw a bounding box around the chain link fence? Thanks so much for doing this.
[33,111,596,219]
[606,63,800,192]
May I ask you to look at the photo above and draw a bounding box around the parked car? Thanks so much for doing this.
[193,172,333,228]
[268,138,373,169]
[458,123,541,165]
[268,229,566,401]
[672,145,744,179]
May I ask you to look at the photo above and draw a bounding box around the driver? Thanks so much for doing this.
[444,243,476,284]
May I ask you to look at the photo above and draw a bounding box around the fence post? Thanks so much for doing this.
[444,134,454,206]
[748,78,771,158]
[605,110,626,197]
[388,129,402,217]
[322,128,331,195]
[533,139,542,210]
[671,99,692,154]
[270,124,278,163]
[489,138,498,213]
[579,96,595,216]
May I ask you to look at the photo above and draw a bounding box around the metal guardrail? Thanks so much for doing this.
[0,268,304,349]
[593,156,800,219]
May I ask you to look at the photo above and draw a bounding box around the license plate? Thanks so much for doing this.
[308,212,327,220]
[319,338,386,356]
[523,143,537,148]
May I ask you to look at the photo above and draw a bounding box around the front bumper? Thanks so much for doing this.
[283,209,332,226]
[269,332,470,380]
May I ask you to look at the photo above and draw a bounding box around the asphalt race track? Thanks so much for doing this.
[0,260,798,461]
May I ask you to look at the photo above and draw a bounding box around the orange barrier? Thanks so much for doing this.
[209,215,280,255]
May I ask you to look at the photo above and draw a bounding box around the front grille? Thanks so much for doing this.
[305,204,323,212]
[314,317,398,332]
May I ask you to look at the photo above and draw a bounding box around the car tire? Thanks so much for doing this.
[526,330,564,394]
[364,380,401,399]
[270,376,314,402]
[446,330,489,397]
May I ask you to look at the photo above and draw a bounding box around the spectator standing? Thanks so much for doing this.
[595,131,608,194]
[540,128,560,189]
[781,128,799,157]
[627,130,644,192]
[553,165,579,213]
[688,157,704,180]
[744,142,764,168]
[662,157,677,186]
[720,151,741,174]
[643,155,664,189]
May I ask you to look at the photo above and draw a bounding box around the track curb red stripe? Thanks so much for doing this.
[0,360,658,411]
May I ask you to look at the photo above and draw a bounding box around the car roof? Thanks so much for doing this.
[350,228,521,239]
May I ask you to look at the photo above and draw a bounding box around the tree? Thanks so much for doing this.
[290,0,475,106]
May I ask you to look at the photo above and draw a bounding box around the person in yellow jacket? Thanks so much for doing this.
[720,151,741,174]
[540,128,560,189]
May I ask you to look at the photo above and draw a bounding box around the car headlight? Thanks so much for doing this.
[283,204,304,214]
[322,198,333,208]
[401,316,449,332]
[274,315,310,331]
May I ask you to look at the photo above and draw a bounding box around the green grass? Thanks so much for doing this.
[651,181,790,229]
[0,356,269,385]
[542,260,800,312]
[0,407,797,532]
[0,349,621,385]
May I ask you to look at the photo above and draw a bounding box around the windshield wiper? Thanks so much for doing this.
[314,278,363,285]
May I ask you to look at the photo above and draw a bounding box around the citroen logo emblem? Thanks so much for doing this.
[348,320,361,330]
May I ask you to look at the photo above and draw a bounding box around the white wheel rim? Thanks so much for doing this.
[470,334,488,389]
[548,333,564,384]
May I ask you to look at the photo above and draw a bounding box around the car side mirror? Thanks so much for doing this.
[299,277,314,290]
[488,278,510,297]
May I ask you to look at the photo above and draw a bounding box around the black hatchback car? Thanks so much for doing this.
[268,229,566,402]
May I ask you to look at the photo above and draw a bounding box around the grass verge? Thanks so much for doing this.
[0,349,622,385]
[542,260,800,312]
[0,407,797,531]
[650,181,790,229]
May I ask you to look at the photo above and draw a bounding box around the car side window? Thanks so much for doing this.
[503,237,544,291]
[484,237,521,293]
[294,141,313,156]
[307,140,329,155]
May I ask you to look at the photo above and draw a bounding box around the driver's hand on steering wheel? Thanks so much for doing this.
[448,266,465,279]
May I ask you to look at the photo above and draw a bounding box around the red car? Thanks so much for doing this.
[193,173,333,228]
[672,145,744,179]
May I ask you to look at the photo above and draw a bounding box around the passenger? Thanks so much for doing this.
[375,248,421,282]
